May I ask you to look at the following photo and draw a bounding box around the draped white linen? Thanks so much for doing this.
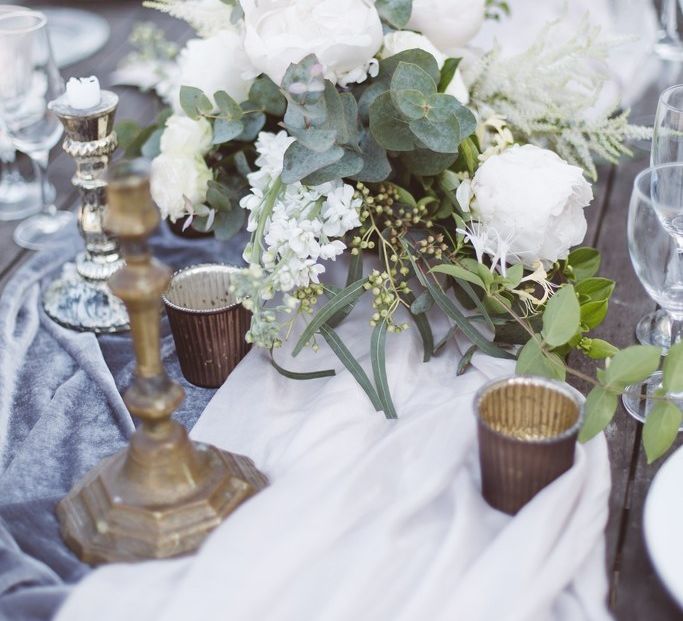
[55,294,612,621]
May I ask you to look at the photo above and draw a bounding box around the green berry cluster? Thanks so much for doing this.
[363,270,409,333]
[418,233,449,260]
[294,283,324,314]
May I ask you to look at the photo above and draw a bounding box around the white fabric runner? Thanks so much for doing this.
[55,297,612,621]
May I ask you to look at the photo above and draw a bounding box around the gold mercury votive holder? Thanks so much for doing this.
[163,264,252,388]
[474,376,583,515]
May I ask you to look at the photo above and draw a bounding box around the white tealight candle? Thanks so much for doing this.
[65,76,101,110]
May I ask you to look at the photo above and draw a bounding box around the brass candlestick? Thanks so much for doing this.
[56,159,267,565]
[43,90,128,333]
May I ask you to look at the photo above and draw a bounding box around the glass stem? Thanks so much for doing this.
[31,150,53,216]
[662,0,680,40]
[669,315,683,345]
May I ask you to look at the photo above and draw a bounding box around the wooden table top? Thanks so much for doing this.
[2,3,682,619]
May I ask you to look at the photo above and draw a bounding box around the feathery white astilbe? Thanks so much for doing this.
[466,16,651,179]
[143,0,236,37]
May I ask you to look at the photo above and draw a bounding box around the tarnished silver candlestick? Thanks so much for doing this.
[42,90,129,333]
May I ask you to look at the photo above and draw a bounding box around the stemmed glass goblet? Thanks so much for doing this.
[0,9,73,250]
[623,163,683,422]
[636,84,683,350]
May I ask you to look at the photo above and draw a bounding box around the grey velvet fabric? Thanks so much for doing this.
[0,224,246,621]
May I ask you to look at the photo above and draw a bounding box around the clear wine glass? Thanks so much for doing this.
[0,10,73,250]
[655,0,683,61]
[623,164,683,423]
[635,85,683,350]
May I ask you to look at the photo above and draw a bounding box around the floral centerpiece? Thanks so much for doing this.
[120,0,683,462]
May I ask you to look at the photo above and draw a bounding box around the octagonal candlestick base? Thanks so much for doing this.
[56,159,267,564]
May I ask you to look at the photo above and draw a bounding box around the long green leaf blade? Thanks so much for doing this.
[327,253,364,328]
[319,324,383,411]
[404,291,434,362]
[270,351,336,380]
[371,320,397,419]
[292,277,367,356]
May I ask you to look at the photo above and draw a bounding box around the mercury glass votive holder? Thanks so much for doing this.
[163,264,252,388]
[474,376,583,515]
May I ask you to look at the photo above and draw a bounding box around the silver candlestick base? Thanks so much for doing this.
[43,90,129,333]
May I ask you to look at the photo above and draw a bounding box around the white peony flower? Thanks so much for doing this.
[159,115,213,157]
[150,154,213,222]
[240,0,383,87]
[470,144,593,266]
[380,31,469,103]
[408,0,486,56]
[171,29,255,111]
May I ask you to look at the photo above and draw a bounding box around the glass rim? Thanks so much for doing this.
[474,375,585,445]
[162,263,243,315]
[632,162,683,204]
[658,84,683,113]
[0,9,47,34]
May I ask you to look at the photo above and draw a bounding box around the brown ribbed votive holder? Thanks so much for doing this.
[474,376,583,515]
[163,264,251,388]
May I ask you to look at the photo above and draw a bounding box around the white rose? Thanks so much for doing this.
[160,115,213,157]
[380,31,469,104]
[171,29,255,111]
[150,154,213,222]
[408,0,486,55]
[241,0,383,87]
[470,144,592,266]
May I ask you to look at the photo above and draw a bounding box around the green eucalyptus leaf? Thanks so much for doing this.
[286,127,337,152]
[409,116,461,153]
[567,247,601,281]
[281,142,344,184]
[319,324,383,411]
[212,118,244,144]
[214,90,243,118]
[516,337,566,380]
[377,49,441,86]
[369,91,416,152]
[393,89,428,120]
[282,53,325,104]
[603,344,662,389]
[400,148,458,175]
[541,285,581,347]
[141,128,163,159]
[339,92,361,148]
[371,320,398,419]
[235,105,265,141]
[249,74,287,116]
[213,204,245,240]
[644,402,683,462]
[438,57,461,93]
[375,0,413,28]
[292,277,368,356]
[353,129,391,182]
[116,120,142,153]
[578,386,618,442]
[663,341,683,393]
[301,149,364,185]
[326,253,363,328]
[391,61,437,96]
[179,85,212,119]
